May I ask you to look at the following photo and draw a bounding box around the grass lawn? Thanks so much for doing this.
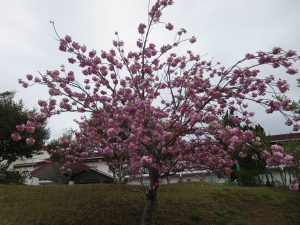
[0,183,299,225]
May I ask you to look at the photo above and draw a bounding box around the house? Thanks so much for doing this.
[11,151,114,185]
[11,151,51,185]
[11,151,223,185]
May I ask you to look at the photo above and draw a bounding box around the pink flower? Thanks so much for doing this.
[72,42,80,50]
[286,68,298,75]
[140,156,153,167]
[26,137,35,145]
[11,132,21,142]
[273,151,284,162]
[65,35,72,43]
[67,71,75,81]
[81,45,87,53]
[245,53,254,59]
[89,50,96,58]
[272,47,282,54]
[189,36,197,44]
[68,58,76,64]
[280,155,293,165]
[106,128,118,138]
[285,50,296,57]
[289,182,299,191]
[277,79,289,93]
[229,135,241,149]
[38,100,47,107]
[49,99,57,106]
[59,43,67,52]
[138,23,147,34]
[189,112,198,123]
[26,126,35,133]
[195,130,203,136]
[155,123,164,132]
[293,124,300,132]
[136,40,143,48]
[160,44,171,53]
[16,124,25,132]
[165,23,174,30]
[272,62,280,68]
[26,74,33,80]
[22,83,28,88]
[243,130,254,139]
[285,120,292,126]
[103,147,113,157]
[251,154,258,161]
[266,158,276,167]
[128,142,137,150]
[261,150,271,159]
[271,144,284,153]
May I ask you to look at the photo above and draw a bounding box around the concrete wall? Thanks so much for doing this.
[127,171,226,186]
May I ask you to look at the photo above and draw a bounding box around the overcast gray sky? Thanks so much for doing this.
[1,0,300,140]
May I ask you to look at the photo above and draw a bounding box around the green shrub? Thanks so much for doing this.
[190,207,203,221]
[234,218,249,225]
[0,170,24,184]
[238,169,262,187]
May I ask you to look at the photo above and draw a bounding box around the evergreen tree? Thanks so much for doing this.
[0,91,49,172]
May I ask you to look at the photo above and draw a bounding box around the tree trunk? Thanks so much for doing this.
[270,172,274,185]
[140,189,157,225]
[140,168,159,225]
[265,172,271,186]
[112,168,117,183]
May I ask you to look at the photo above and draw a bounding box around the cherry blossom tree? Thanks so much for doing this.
[14,0,300,224]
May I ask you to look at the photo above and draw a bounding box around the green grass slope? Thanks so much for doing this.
[0,183,299,225]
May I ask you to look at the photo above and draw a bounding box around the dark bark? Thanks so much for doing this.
[140,189,157,225]
[265,173,271,186]
[140,168,159,225]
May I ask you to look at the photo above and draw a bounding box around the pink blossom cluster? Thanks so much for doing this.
[289,181,299,191]
[261,145,294,167]
[11,112,44,145]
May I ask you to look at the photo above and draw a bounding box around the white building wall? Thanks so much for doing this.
[85,161,112,175]
[259,168,295,186]
[10,151,50,168]
[10,151,51,185]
